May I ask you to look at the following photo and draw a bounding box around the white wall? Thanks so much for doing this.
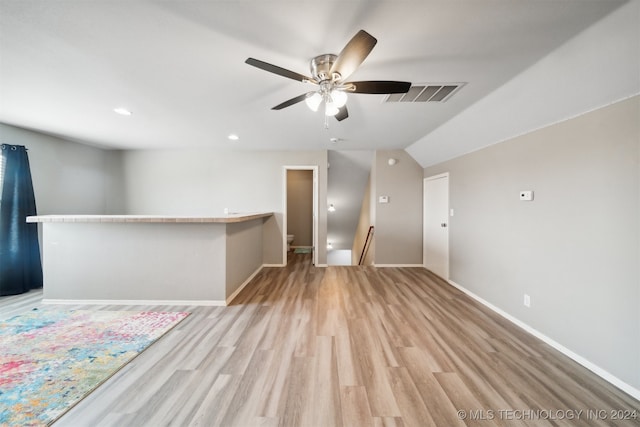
[327,249,352,266]
[120,149,328,265]
[0,123,124,215]
[424,96,640,394]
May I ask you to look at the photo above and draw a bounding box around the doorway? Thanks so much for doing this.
[284,166,318,266]
[423,173,449,279]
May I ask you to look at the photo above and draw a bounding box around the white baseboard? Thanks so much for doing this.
[225,264,264,305]
[42,298,225,306]
[374,264,424,268]
[447,280,640,401]
[263,263,286,267]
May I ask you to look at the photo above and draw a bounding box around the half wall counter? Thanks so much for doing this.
[27,213,273,305]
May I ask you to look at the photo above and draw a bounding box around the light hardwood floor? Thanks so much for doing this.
[2,253,639,426]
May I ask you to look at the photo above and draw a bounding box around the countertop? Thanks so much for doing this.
[26,212,273,224]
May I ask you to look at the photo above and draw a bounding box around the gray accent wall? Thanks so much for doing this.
[38,219,268,303]
[0,123,124,214]
[351,150,423,266]
[226,219,265,299]
[119,149,328,265]
[373,150,423,265]
[423,96,640,390]
[286,170,313,247]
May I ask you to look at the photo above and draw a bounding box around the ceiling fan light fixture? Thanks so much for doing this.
[324,101,339,117]
[305,92,322,112]
[330,90,348,108]
[246,30,410,125]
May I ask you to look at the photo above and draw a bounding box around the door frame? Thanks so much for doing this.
[423,172,450,279]
[283,166,319,266]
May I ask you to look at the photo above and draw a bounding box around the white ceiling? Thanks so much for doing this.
[0,1,626,153]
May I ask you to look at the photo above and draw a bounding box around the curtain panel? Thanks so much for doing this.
[0,144,42,296]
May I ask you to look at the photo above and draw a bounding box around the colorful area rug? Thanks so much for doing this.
[0,308,189,426]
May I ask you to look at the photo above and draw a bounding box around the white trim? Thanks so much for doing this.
[42,298,225,306]
[315,263,328,268]
[374,264,424,268]
[424,172,449,182]
[447,279,640,401]
[225,265,264,305]
[263,263,286,268]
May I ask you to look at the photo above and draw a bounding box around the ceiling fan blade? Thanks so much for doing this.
[272,92,313,110]
[330,30,377,81]
[349,81,411,94]
[245,58,314,83]
[335,106,349,121]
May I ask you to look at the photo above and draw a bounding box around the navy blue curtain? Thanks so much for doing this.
[0,144,42,296]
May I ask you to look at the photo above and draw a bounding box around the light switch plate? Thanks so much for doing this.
[519,190,534,201]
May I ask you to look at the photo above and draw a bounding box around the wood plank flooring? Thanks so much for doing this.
[1,253,639,426]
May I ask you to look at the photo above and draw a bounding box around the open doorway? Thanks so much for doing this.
[283,166,318,266]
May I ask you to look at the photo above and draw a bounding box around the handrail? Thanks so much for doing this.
[358,226,374,266]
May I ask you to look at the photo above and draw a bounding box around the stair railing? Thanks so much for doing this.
[358,226,374,266]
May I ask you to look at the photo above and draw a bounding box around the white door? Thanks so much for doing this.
[423,174,449,279]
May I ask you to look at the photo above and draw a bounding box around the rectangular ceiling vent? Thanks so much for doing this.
[384,83,465,103]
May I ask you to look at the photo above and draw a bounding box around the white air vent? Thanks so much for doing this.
[384,83,465,103]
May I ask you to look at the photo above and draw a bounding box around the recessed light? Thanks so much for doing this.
[228,134,239,141]
[113,107,132,116]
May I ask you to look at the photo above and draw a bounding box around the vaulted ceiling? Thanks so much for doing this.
[0,1,626,154]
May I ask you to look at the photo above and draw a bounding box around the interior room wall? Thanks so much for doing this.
[423,96,640,393]
[119,149,328,265]
[352,174,373,265]
[286,169,313,247]
[407,0,639,168]
[327,150,374,253]
[0,123,124,215]
[373,150,423,265]
[327,249,352,266]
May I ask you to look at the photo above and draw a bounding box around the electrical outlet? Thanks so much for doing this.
[524,294,531,308]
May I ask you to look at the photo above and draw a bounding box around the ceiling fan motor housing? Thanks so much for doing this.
[310,54,338,82]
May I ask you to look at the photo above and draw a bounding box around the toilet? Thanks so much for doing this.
[287,234,294,251]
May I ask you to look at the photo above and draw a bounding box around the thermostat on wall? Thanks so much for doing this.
[378,196,389,204]
[519,190,534,201]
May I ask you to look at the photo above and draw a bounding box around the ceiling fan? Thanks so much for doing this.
[245,30,411,124]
